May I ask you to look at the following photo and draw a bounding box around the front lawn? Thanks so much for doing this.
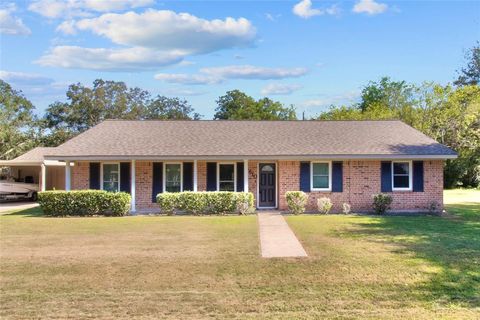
[0,189,478,319]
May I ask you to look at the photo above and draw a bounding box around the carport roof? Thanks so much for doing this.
[0,147,61,166]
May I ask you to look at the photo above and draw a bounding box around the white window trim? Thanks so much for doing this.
[217,162,237,192]
[163,162,183,193]
[100,162,120,192]
[310,161,332,191]
[392,160,413,191]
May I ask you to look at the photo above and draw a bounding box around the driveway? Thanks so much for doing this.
[0,201,39,214]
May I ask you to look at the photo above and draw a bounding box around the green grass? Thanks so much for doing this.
[0,189,479,319]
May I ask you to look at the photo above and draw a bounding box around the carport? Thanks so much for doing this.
[0,147,66,192]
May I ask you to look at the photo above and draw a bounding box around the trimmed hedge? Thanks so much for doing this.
[156,191,255,215]
[38,190,131,216]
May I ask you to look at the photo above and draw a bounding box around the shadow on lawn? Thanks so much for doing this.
[343,215,480,307]
[3,206,44,217]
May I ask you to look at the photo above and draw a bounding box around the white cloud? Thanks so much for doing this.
[292,0,339,19]
[265,13,281,21]
[28,0,154,19]
[164,88,207,96]
[155,65,308,85]
[0,70,53,85]
[261,83,302,95]
[35,46,184,71]
[154,73,220,85]
[0,5,31,35]
[38,10,256,72]
[63,10,256,56]
[353,0,388,15]
[200,65,308,80]
[56,20,77,35]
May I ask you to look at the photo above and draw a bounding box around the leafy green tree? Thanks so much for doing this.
[214,90,297,120]
[315,79,480,188]
[41,79,201,145]
[454,43,480,86]
[142,96,201,120]
[0,80,39,160]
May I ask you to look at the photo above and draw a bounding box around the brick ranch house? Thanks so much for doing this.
[43,120,456,213]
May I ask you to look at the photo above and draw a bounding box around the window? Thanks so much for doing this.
[218,163,235,191]
[392,161,412,190]
[165,163,182,192]
[311,162,331,190]
[102,163,119,192]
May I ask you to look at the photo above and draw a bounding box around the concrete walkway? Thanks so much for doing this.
[257,211,308,258]
[0,201,39,214]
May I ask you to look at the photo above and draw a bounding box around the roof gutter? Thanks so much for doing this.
[44,154,458,161]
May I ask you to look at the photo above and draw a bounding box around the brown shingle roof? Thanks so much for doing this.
[46,120,457,160]
[12,147,57,162]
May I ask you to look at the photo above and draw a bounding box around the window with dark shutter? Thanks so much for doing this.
[300,162,310,192]
[413,161,424,192]
[206,162,217,191]
[381,161,392,192]
[120,162,131,193]
[236,162,244,192]
[332,161,343,192]
[152,162,163,202]
[183,162,193,191]
[89,162,100,189]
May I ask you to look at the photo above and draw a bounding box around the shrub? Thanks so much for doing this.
[317,197,333,214]
[177,192,207,215]
[285,191,308,215]
[156,192,178,215]
[372,193,393,215]
[236,192,255,215]
[38,190,131,216]
[156,192,255,215]
[342,203,351,214]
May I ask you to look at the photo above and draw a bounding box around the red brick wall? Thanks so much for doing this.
[278,160,444,212]
[70,159,444,212]
[197,161,207,191]
[72,161,89,190]
[248,161,258,207]
[135,161,156,210]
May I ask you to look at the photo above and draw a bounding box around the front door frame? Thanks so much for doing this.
[257,162,278,209]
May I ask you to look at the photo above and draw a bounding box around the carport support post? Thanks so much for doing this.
[243,159,248,192]
[131,160,136,213]
[40,163,46,192]
[193,160,198,192]
[65,161,71,191]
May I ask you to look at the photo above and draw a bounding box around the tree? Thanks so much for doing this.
[41,79,201,145]
[142,96,201,120]
[214,90,297,120]
[454,43,480,86]
[0,80,39,160]
[315,79,480,188]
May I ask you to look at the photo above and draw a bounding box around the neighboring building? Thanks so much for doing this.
[43,120,456,213]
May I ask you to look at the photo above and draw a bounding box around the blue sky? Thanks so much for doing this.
[1,0,479,118]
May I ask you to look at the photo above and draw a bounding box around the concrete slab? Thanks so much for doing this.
[257,211,308,258]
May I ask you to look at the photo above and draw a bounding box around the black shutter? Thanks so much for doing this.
[89,162,100,189]
[300,162,310,192]
[236,162,244,192]
[120,162,131,193]
[206,162,217,191]
[413,161,424,192]
[152,162,163,202]
[381,161,392,192]
[332,161,343,192]
[183,162,193,191]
